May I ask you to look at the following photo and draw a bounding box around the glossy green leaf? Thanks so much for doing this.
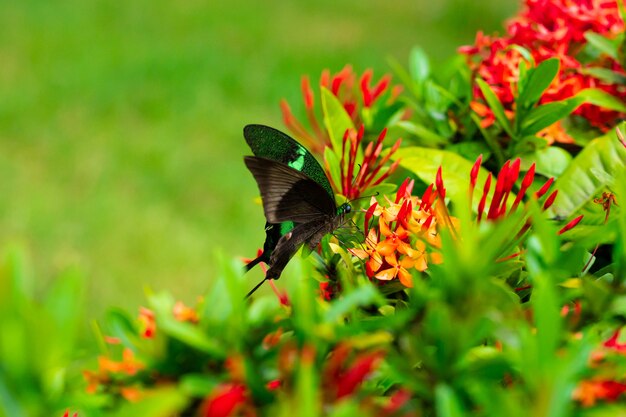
[581,67,626,84]
[520,88,626,136]
[517,58,559,111]
[585,31,619,59]
[436,384,465,417]
[520,101,579,136]
[397,120,448,146]
[476,78,514,138]
[321,87,356,154]
[324,146,342,193]
[551,126,626,218]
[391,146,491,205]
[520,146,572,178]
[409,47,430,84]
[573,88,626,112]
[324,283,383,322]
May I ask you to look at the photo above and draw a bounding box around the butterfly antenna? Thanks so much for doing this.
[347,191,380,205]
[245,277,268,299]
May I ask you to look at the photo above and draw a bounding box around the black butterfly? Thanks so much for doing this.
[243,125,352,297]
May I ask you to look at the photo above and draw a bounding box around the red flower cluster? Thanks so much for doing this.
[327,125,401,199]
[281,65,402,155]
[573,328,626,406]
[469,155,583,236]
[461,0,625,139]
[322,343,384,400]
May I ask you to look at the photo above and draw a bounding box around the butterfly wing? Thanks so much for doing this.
[244,156,336,224]
[244,125,335,271]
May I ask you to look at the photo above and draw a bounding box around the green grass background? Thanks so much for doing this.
[0,0,516,316]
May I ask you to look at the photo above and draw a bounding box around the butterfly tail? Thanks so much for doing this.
[244,253,267,272]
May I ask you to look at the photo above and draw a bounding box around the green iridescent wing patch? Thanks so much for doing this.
[243,125,335,201]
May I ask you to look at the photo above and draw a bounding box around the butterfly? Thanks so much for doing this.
[243,124,352,297]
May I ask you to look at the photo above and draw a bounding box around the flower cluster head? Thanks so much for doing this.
[573,328,626,406]
[327,125,401,199]
[350,154,583,289]
[461,0,626,140]
[280,65,403,155]
[351,178,449,288]
[469,155,582,236]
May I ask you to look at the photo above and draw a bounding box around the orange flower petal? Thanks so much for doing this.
[398,268,413,288]
[375,268,397,281]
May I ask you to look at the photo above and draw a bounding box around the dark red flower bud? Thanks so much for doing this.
[558,215,583,235]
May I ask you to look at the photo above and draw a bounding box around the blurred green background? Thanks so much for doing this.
[0,0,516,316]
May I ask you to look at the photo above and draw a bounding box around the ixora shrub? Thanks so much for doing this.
[17,0,623,416]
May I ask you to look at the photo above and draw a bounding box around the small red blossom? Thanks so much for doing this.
[172,301,199,323]
[322,343,384,401]
[201,383,248,417]
[381,389,412,415]
[603,328,626,353]
[558,214,584,235]
[62,411,78,417]
[573,379,626,407]
[138,307,156,339]
[266,379,281,391]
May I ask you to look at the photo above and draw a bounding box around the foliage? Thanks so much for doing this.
[2,0,626,416]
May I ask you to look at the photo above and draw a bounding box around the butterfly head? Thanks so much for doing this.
[337,203,352,216]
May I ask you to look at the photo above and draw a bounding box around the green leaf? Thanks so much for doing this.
[409,47,430,84]
[110,386,187,417]
[585,31,619,59]
[105,309,141,349]
[520,101,579,136]
[435,384,465,417]
[390,146,492,206]
[581,67,626,84]
[321,87,356,154]
[520,146,572,178]
[148,292,225,357]
[551,126,626,219]
[324,146,342,193]
[520,88,626,136]
[573,88,626,112]
[517,58,560,111]
[324,283,383,322]
[397,120,448,146]
[476,78,515,138]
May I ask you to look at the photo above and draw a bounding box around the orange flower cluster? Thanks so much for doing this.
[83,348,144,401]
[351,178,448,288]
[281,65,402,155]
[138,301,199,339]
[461,0,625,139]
